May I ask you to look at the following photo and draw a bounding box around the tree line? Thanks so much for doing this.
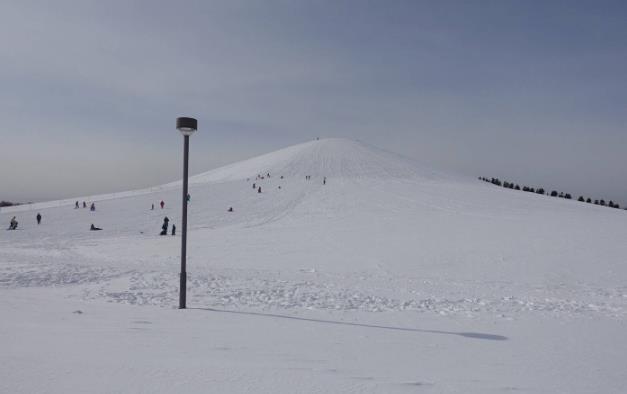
[479,177,625,210]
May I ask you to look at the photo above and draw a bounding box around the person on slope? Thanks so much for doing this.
[83,201,87,208]
[160,200,165,209]
[227,207,233,212]
[323,177,326,185]
[90,202,96,211]
[8,216,18,230]
[160,216,169,235]
[151,203,154,210]
[36,213,42,225]
[90,224,102,231]
[75,201,79,209]
[171,224,176,236]
[253,183,256,189]
[258,186,262,193]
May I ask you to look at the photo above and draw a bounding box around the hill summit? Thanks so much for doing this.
[188,138,437,184]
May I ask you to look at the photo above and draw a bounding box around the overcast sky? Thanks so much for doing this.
[1,0,626,204]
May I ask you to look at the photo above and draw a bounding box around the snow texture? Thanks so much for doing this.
[2,138,627,393]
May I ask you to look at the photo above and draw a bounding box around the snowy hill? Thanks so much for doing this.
[2,138,627,393]
[184,138,439,184]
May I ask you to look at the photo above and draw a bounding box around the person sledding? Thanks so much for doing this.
[90,224,102,231]
[8,216,18,230]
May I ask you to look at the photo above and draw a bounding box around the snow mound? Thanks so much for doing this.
[187,138,438,184]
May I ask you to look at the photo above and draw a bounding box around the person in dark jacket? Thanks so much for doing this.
[90,203,96,211]
[171,224,176,236]
[83,201,87,208]
[227,207,233,212]
[160,200,165,209]
[75,201,79,209]
[8,216,18,230]
[36,213,42,225]
[258,186,261,193]
[160,216,169,235]
[90,224,102,231]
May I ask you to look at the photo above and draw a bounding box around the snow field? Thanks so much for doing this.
[2,138,627,393]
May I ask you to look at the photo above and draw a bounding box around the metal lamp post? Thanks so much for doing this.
[176,116,197,309]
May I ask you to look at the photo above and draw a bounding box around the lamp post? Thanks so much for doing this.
[176,116,197,309]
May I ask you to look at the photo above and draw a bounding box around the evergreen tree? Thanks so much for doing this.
[586,198,592,203]
[515,185,520,190]
[578,196,585,202]
[537,188,545,195]
[600,200,606,206]
[551,191,558,197]
[565,193,572,199]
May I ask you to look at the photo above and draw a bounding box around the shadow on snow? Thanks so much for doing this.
[190,307,508,341]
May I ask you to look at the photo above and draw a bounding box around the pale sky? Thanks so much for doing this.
[1,1,626,205]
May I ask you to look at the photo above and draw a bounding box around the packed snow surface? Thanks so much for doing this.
[2,138,627,393]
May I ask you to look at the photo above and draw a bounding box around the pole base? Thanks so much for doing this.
[179,272,187,309]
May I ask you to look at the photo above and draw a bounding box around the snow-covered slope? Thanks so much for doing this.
[186,138,440,184]
[2,138,627,393]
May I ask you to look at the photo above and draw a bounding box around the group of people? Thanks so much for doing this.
[304,175,327,185]
[250,172,328,199]
[7,213,42,230]
[7,174,330,233]
[75,201,96,211]
[160,216,176,236]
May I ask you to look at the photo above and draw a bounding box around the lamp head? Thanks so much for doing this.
[176,117,197,136]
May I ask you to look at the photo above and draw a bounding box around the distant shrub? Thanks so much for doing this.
[586,198,592,203]
[551,191,558,197]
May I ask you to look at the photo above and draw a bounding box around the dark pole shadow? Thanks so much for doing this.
[189,307,508,341]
